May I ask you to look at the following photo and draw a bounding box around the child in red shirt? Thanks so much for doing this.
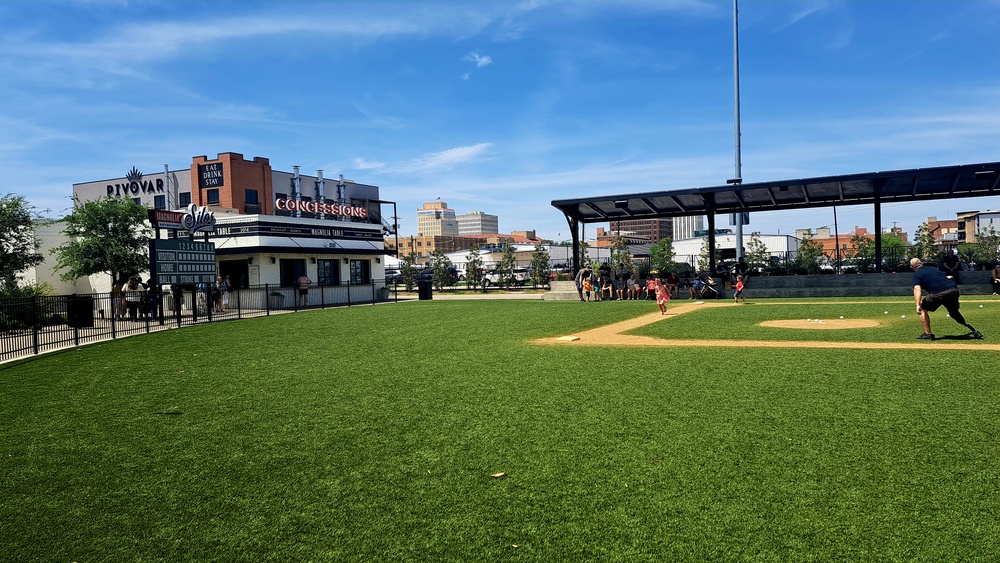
[734,275,746,303]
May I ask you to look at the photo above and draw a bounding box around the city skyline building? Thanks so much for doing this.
[606,216,705,243]
[457,211,499,236]
[416,201,458,237]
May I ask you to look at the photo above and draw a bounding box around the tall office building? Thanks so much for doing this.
[416,200,458,236]
[609,218,669,242]
[608,216,705,242]
[672,216,704,240]
[457,211,499,235]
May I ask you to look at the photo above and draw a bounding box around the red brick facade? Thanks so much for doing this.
[190,153,273,214]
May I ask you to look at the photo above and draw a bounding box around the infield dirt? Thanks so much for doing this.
[532,300,999,350]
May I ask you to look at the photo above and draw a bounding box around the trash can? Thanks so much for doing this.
[417,279,433,300]
[67,295,95,328]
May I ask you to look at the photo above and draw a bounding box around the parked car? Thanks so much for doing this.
[385,269,402,284]
[482,267,529,288]
[819,260,858,274]
[416,266,459,286]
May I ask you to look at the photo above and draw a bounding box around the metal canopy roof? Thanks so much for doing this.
[551,161,1000,224]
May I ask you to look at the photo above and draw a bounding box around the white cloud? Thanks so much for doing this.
[352,157,386,171]
[397,143,494,173]
[464,51,493,68]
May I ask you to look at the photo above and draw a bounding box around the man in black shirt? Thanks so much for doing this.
[911,257,981,340]
[941,249,961,284]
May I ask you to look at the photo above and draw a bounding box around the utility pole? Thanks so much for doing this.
[732,0,745,259]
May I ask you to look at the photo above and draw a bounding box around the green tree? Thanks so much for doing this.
[696,238,722,273]
[400,252,418,291]
[745,232,769,274]
[880,232,907,271]
[911,222,937,261]
[0,194,45,291]
[529,242,550,288]
[428,248,454,290]
[495,243,518,289]
[609,236,634,276]
[793,233,823,274]
[649,237,674,275]
[465,245,484,290]
[53,197,151,285]
[850,233,875,273]
[970,225,1000,268]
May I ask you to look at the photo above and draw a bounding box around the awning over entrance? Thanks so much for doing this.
[551,161,1000,275]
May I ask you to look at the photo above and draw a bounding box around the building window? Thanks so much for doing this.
[179,192,191,207]
[131,198,141,206]
[317,259,340,286]
[154,195,166,210]
[206,189,220,205]
[279,258,307,287]
[245,189,259,205]
[350,260,370,284]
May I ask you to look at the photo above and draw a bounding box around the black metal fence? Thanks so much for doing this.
[0,282,391,364]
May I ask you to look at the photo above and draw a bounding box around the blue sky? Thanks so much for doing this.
[3,0,1000,242]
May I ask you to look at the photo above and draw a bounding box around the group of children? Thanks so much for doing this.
[582,273,748,313]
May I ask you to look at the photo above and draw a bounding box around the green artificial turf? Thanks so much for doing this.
[1,300,998,561]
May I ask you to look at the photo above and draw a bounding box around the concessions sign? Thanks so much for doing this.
[274,197,368,218]
[149,239,217,286]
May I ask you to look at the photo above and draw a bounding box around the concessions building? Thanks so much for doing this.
[71,152,391,290]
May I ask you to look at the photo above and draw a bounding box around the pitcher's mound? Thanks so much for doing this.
[760,318,881,330]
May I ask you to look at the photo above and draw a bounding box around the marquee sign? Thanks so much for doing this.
[149,209,184,229]
[148,239,217,286]
[182,203,216,234]
[274,197,368,218]
[148,204,216,234]
[211,219,382,241]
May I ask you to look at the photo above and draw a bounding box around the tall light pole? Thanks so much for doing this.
[732,0,745,259]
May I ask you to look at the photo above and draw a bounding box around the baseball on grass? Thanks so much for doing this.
[901,315,906,319]
[884,311,888,314]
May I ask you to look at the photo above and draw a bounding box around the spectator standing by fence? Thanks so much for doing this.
[213,276,225,313]
[124,276,145,321]
[297,273,312,307]
[222,274,232,311]
[112,277,126,319]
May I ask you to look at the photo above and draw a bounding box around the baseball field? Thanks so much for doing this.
[2,297,997,561]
